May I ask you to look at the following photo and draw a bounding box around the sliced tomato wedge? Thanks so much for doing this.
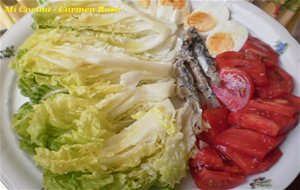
[189,147,243,175]
[191,168,246,190]
[228,112,280,136]
[198,107,229,144]
[286,94,300,113]
[256,66,294,99]
[212,68,254,112]
[216,51,268,86]
[262,110,298,135]
[271,113,299,134]
[222,161,243,175]
[228,99,299,136]
[241,36,279,67]
[216,146,282,175]
[189,147,225,170]
[213,128,285,161]
[248,99,296,117]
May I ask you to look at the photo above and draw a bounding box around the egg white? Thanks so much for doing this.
[184,3,230,36]
[156,0,190,25]
[170,0,190,25]
[132,0,158,17]
[132,0,190,26]
[206,20,249,57]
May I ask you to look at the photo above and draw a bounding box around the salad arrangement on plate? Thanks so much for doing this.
[7,0,300,190]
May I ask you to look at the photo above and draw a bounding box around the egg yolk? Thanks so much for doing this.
[139,0,150,8]
[187,12,217,32]
[207,32,234,55]
[160,0,186,9]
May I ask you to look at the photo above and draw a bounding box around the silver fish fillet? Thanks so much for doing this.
[183,57,220,108]
[175,29,220,108]
[188,27,220,85]
[174,57,202,134]
[174,58,200,103]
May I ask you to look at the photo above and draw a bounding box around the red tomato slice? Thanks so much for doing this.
[248,99,296,117]
[189,147,243,175]
[213,128,285,161]
[241,36,279,67]
[222,161,243,175]
[191,168,246,190]
[228,112,280,136]
[228,99,299,136]
[273,114,299,134]
[216,51,268,86]
[286,94,300,113]
[253,108,298,135]
[216,146,282,176]
[189,147,225,170]
[198,107,230,144]
[256,66,294,99]
[212,68,254,112]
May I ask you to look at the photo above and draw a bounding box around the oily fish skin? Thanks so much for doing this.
[10,1,196,190]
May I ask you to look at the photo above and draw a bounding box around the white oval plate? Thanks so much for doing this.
[1,1,299,190]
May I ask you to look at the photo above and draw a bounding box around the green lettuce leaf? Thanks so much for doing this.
[32,99,188,189]
[12,91,190,189]
[33,0,177,34]
[32,0,179,59]
[9,28,177,74]
[9,1,194,189]
[13,79,174,149]
[11,102,38,154]
[9,28,174,102]
[17,73,68,103]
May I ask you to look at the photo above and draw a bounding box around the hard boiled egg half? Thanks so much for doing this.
[156,0,191,25]
[206,20,249,57]
[184,4,230,36]
[136,0,158,17]
[134,0,190,25]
